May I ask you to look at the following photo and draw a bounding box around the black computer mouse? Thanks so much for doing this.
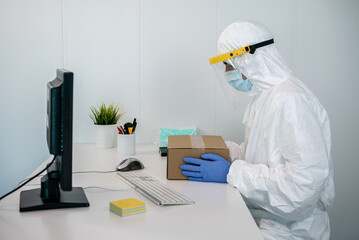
[116,158,144,172]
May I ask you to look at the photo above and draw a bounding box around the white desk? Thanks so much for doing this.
[0,144,263,240]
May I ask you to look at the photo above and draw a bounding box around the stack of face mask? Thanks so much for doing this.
[110,198,146,217]
[160,128,197,147]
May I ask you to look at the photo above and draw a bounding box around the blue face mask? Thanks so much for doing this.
[224,70,253,92]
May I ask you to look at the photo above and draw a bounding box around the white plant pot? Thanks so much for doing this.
[95,124,116,148]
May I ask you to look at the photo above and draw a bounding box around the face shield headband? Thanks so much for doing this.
[209,39,274,65]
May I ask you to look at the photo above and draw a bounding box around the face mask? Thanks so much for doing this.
[224,70,253,92]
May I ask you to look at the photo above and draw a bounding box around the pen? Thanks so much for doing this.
[120,125,126,134]
[124,123,129,134]
[132,118,137,134]
[117,126,123,134]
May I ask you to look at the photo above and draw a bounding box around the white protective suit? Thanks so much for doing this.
[218,21,335,239]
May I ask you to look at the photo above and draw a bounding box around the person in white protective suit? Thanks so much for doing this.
[180,20,334,240]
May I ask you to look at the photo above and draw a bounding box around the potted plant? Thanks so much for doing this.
[89,103,125,148]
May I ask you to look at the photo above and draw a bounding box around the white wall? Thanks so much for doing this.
[62,0,141,143]
[0,0,63,199]
[292,1,359,239]
[0,0,358,239]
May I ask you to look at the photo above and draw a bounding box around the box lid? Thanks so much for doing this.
[167,135,227,149]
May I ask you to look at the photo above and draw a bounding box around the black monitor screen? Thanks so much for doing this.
[19,69,89,212]
[47,69,73,190]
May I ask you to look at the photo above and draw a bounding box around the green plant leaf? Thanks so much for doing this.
[89,103,125,125]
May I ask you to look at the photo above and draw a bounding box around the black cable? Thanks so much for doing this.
[1,167,120,200]
[17,170,117,186]
[0,155,57,201]
[17,175,45,186]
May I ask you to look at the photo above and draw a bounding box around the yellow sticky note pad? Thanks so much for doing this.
[110,198,146,217]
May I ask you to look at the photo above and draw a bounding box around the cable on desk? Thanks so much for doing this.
[73,170,117,174]
[0,155,57,201]
[15,183,129,192]
[83,186,131,192]
[17,170,117,186]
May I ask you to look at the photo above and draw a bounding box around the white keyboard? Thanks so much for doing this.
[117,171,194,206]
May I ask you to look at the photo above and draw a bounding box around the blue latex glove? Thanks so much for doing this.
[180,153,231,183]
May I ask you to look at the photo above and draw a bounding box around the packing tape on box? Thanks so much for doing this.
[190,135,205,149]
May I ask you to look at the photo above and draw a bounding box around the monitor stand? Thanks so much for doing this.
[19,171,89,212]
[20,187,89,212]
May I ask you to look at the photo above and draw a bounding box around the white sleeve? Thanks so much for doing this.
[225,141,246,162]
[227,97,331,221]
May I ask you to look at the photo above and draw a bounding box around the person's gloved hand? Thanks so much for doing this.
[180,153,231,183]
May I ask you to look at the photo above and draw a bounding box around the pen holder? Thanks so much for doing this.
[117,134,136,156]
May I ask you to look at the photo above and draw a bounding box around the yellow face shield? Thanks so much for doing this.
[208,39,274,109]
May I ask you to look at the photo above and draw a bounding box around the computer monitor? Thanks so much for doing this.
[19,69,89,212]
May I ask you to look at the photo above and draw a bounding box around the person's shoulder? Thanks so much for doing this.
[269,78,327,118]
[271,78,318,105]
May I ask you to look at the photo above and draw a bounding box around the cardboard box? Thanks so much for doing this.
[167,135,230,180]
